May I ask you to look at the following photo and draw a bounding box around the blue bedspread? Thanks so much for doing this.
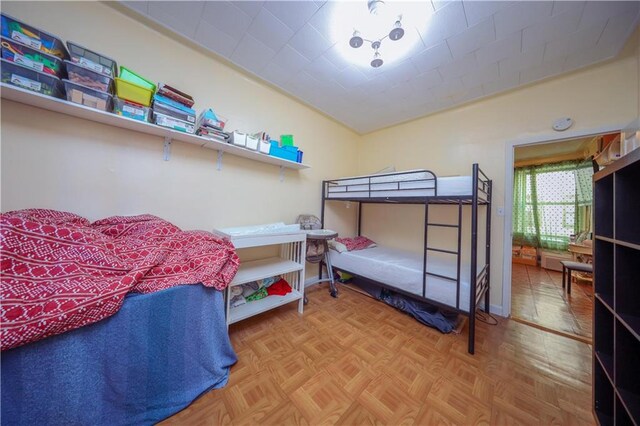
[1,284,237,426]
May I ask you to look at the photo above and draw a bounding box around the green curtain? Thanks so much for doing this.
[513,160,593,251]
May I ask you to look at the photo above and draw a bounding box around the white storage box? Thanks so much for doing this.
[259,139,271,154]
[229,131,246,147]
[246,135,259,151]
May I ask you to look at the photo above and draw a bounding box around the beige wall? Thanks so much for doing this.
[0,1,360,240]
[356,38,639,310]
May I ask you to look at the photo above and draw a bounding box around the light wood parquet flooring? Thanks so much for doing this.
[161,283,594,425]
[512,263,593,341]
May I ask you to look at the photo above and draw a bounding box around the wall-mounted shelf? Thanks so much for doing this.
[0,83,310,171]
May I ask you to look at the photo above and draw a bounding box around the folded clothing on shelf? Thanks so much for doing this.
[245,287,267,302]
[266,279,292,296]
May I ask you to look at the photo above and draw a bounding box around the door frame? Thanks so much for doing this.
[501,123,625,317]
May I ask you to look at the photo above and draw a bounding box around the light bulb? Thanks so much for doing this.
[349,31,364,48]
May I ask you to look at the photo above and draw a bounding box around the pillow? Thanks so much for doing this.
[329,239,348,253]
[335,236,377,252]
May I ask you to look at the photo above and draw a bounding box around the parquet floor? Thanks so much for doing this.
[511,263,593,341]
[161,283,594,425]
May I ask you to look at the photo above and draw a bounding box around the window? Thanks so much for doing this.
[513,161,593,251]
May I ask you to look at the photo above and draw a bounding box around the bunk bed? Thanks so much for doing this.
[320,164,492,354]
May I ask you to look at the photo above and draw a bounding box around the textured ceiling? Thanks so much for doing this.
[121,1,640,134]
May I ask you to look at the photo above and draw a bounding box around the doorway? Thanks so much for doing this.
[504,128,623,342]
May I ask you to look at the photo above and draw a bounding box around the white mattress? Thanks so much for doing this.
[329,246,472,311]
[326,170,472,198]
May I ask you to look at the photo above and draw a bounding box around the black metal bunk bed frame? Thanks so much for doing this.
[319,163,492,354]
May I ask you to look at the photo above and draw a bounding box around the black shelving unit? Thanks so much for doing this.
[593,147,640,426]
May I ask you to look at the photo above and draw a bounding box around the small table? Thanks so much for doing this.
[568,243,593,283]
[568,242,593,260]
[304,229,338,299]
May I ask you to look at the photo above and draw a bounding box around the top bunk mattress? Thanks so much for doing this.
[325,170,472,199]
[329,246,472,311]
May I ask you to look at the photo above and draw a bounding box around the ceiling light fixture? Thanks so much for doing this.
[347,1,406,68]
[332,2,431,69]
[367,0,386,16]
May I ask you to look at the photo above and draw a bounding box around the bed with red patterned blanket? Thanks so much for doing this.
[0,209,240,350]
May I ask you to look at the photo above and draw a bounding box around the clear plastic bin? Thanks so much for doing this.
[65,60,113,93]
[153,111,195,134]
[153,100,195,123]
[114,97,150,122]
[113,96,151,121]
[1,13,69,59]
[66,41,117,78]
[63,79,113,111]
[1,36,63,76]
[1,58,63,97]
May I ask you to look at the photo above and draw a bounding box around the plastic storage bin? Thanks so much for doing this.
[229,131,246,147]
[114,97,150,122]
[198,108,226,130]
[119,66,156,92]
[67,41,117,78]
[115,78,153,106]
[153,111,195,134]
[63,79,113,111]
[1,36,63,76]
[245,135,259,151]
[259,139,271,154]
[1,58,63,97]
[269,141,298,162]
[1,13,69,59]
[281,134,294,146]
[65,60,113,93]
[153,101,195,123]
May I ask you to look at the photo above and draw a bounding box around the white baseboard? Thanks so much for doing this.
[484,304,504,317]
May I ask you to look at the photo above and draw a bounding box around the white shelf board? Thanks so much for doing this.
[0,83,310,170]
[231,257,303,285]
[229,290,303,324]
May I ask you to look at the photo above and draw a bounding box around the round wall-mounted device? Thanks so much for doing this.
[552,117,573,131]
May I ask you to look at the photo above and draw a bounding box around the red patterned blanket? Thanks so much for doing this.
[1,209,239,350]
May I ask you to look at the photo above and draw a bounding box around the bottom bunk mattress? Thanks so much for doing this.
[329,246,472,312]
[1,284,236,426]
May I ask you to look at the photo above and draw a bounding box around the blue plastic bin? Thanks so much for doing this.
[269,141,298,162]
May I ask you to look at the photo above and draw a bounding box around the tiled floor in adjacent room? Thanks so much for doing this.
[511,263,593,341]
[162,283,594,425]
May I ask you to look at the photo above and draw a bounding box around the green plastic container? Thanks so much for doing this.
[281,134,294,146]
[119,66,156,92]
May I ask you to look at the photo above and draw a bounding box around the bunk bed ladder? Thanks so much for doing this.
[423,201,464,309]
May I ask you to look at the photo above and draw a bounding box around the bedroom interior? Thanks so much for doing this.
[1,1,639,424]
